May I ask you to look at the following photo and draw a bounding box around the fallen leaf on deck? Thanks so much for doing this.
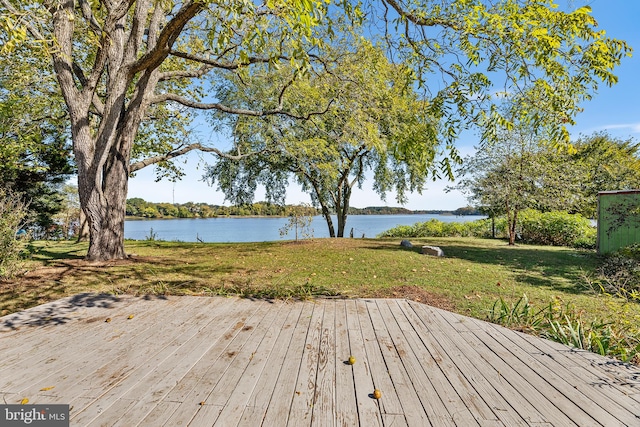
[40,387,55,391]
[20,398,29,404]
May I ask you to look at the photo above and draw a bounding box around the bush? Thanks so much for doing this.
[379,217,503,239]
[598,245,640,298]
[378,211,596,249]
[517,210,596,248]
[0,189,31,279]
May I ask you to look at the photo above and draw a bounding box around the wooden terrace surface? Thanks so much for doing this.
[1,294,639,426]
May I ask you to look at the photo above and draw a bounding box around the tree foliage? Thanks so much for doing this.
[0,0,631,259]
[567,133,640,218]
[454,114,549,244]
[0,39,74,234]
[455,131,640,237]
[205,40,441,237]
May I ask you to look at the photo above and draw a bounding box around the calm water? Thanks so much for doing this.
[124,214,485,242]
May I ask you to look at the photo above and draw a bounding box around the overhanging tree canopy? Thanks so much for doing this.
[0,39,74,234]
[0,0,631,259]
[205,40,441,237]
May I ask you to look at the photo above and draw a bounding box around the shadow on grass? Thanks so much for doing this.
[28,247,85,265]
[428,240,597,295]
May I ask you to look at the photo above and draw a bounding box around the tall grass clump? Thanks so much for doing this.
[488,294,640,364]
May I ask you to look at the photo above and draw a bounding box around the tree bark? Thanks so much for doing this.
[508,206,518,246]
[336,185,351,238]
[76,208,89,242]
[320,203,336,238]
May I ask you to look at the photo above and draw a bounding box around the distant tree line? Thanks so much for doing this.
[125,199,297,219]
[126,198,478,219]
[347,206,482,216]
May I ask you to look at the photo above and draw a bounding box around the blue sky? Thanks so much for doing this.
[128,0,640,210]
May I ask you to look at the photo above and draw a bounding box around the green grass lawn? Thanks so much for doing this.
[0,237,628,316]
[4,237,639,362]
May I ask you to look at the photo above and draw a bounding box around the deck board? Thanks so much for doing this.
[1,295,639,426]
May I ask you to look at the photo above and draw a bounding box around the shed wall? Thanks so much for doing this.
[597,191,640,253]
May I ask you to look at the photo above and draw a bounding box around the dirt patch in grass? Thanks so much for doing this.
[371,285,455,312]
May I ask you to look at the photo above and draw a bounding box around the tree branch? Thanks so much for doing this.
[71,62,105,116]
[381,0,461,29]
[158,65,212,81]
[169,49,285,70]
[150,92,334,121]
[78,0,103,33]
[129,143,269,173]
[130,1,205,75]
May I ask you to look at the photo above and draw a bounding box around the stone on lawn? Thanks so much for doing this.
[422,245,444,257]
[400,240,413,248]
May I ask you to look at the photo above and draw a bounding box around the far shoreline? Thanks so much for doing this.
[125,211,477,221]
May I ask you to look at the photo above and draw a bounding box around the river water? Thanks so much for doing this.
[124,214,485,243]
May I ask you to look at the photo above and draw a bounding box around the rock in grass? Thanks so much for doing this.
[400,240,413,248]
[422,245,444,257]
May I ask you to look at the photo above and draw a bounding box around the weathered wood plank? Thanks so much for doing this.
[196,300,291,426]
[509,323,640,405]
[355,300,404,418]
[238,302,306,426]
[463,314,640,426]
[368,299,427,427]
[401,301,501,426]
[260,302,315,426]
[0,293,136,336]
[311,299,337,427]
[5,296,202,401]
[287,300,325,426]
[137,400,181,426]
[344,300,383,427]
[380,300,456,426]
[391,301,480,427]
[427,308,624,425]
[71,297,256,425]
[414,303,544,426]
[2,296,640,427]
[333,300,359,427]
[117,297,271,427]
[431,304,579,426]
[115,303,276,425]
[0,295,166,378]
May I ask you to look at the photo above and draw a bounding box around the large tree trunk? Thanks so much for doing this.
[76,139,130,261]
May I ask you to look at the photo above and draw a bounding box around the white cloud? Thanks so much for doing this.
[595,123,640,134]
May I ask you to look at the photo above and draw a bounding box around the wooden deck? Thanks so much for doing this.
[1,294,639,426]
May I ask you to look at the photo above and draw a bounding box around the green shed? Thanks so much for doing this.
[597,190,640,254]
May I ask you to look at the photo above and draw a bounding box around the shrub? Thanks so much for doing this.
[378,218,491,238]
[378,211,596,248]
[0,189,31,279]
[517,210,596,248]
[598,245,640,298]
